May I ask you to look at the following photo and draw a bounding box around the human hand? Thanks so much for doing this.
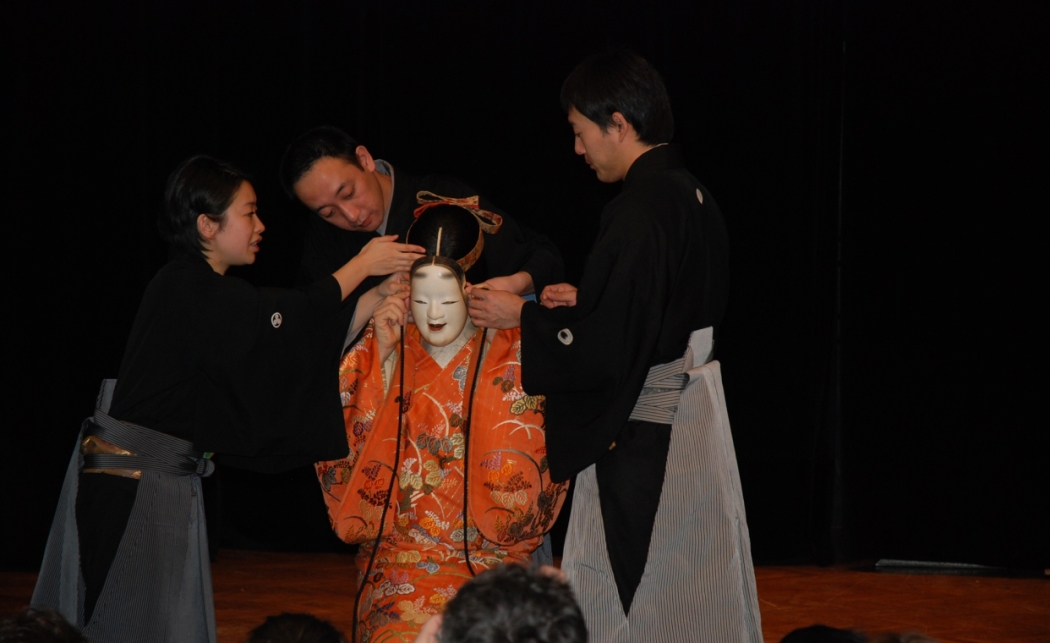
[377,271,410,298]
[470,271,532,296]
[373,295,407,352]
[358,235,426,276]
[538,564,567,583]
[468,287,525,329]
[540,283,577,308]
[412,614,443,643]
[378,272,416,326]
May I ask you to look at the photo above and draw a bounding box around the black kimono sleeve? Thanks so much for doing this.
[196,274,349,471]
[520,202,673,481]
[519,168,728,482]
[111,255,348,474]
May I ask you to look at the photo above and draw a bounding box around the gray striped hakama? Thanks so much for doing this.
[32,405,217,643]
[562,330,763,643]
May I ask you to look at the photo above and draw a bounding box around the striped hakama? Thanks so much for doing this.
[32,407,217,643]
[562,330,763,643]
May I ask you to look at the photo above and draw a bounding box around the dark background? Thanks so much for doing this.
[6,1,1045,572]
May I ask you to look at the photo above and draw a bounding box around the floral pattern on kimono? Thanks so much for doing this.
[316,323,568,643]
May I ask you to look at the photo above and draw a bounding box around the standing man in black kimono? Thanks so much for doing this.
[468,51,763,642]
[279,126,564,351]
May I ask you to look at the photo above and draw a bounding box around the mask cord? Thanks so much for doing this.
[351,325,406,643]
[461,327,487,577]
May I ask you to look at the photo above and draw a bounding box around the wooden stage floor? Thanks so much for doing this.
[2,550,1046,642]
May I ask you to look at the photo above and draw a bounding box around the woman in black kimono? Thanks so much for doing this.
[31,155,425,643]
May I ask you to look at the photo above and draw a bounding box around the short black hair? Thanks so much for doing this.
[780,625,869,643]
[560,50,674,145]
[246,612,347,643]
[159,154,250,257]
[440,565,587,643]
[0,606,89,643]
[279,126,362,199]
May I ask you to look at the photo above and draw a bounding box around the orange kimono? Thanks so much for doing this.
[316,323,568,643]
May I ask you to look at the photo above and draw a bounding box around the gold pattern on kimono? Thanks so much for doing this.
[315,324,568,643]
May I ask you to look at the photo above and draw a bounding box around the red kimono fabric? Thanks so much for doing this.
[316,323,568,643]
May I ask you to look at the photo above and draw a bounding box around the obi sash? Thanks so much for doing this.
[629,327,714,424]
[32,381,218,643]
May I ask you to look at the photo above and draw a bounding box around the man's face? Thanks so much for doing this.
[411,264,468,347]
[568,106,626,183]
[293,150,387,232]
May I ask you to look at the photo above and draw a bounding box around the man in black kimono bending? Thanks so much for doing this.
[279,126,563,352]
[468,51,763,642]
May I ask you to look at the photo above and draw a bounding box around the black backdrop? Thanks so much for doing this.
[7,1,1045,572]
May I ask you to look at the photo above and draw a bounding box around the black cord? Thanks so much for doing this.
[351,326,406,643]
[461,328,487,577]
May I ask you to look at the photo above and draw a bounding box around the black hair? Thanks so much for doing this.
[780,625,869,643]
[279,126,363,199]
[405,204,482,265]
[246,612,347,643]
[440,565,587,643]
[560,49,674,145]
[159,154,250,257]
[0,606,89,643]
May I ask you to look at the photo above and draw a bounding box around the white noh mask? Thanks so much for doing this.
[411,263,468,347]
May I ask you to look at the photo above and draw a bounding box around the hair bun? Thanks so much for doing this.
[406,204,484,271]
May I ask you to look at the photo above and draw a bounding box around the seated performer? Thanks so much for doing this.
[315,202,569,643]
[32,155,409,643]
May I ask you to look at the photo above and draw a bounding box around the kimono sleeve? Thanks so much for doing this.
[200,275,348,471]
[468,328,569,547]
[518,204,676,480]
[314,322,400,544]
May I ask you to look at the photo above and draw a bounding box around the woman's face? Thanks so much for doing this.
[208,181,265,273]
[411,263,467,347]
